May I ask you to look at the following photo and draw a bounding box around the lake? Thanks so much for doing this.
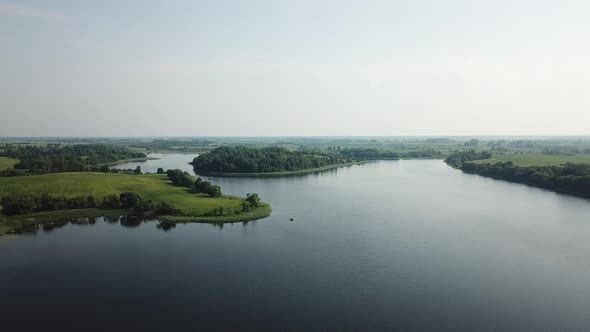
[3,155,590,331]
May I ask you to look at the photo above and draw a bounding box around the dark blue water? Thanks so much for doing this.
[3,156,590,331]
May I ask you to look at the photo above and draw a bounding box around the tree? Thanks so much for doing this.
[207,185,222,197]
[246,193,261,207]
[199,181,211,193]
[192,177,203,192]
[119,192,143,208]
[156,168,165,174]
[100,194,121,208]
[134,166,142,174]
[154,202,180,216]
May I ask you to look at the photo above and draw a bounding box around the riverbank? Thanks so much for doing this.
[444,155,590,200]
[100,156,160,167]
[0,203,272,235]
[195,161,368,177]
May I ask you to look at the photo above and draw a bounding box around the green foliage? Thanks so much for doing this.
[473,153,590,167]
[134,166,142,174]
[242,193,262,211]
[154,202,180,216]
[207,185,222,198]
[4,144,146,175]
[246,193,261,207]
[0,173,245,217]
[166,169,195,188]
[456,161,590,197]
[119,192,143,208]
[445,150,492,167]
[1,193,106,216]
[193,146,347,174]
[156,167,165,174]
[100,194,121,208]
[0,157,19,170]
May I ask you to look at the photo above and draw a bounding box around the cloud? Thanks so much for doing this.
[0,3,81,22]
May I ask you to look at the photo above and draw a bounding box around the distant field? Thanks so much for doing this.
[0,172,244,216]
[0,157,18,170]
[474,153,590,167]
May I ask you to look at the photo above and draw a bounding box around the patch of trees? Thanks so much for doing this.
[1,192,180,216]
[458,161,590,198]
[241,193,261,211]
[166,169,222,197]
[1,193,98,215]
[1,144,146,175]
[192,146,347,173]
[340,148,399,160]
[400,149,445,159]
[445,150,492,168]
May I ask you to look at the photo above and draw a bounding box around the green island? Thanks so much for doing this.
[191,145,443,177]
[0,172,271,235]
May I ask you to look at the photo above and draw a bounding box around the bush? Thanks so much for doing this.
[119,192,143,208]
[207,185,222,197]
[154,202,180,216]
[100,194,121,209]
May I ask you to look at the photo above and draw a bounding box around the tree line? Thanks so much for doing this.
[446,151,590,198]
[0,144,147,175]
[192,146,347,174]
[0,192,180,216]
[165,169,222,197]
[445,150,492,168]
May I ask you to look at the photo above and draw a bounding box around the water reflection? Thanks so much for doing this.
[7,215,259,235]
[156,221,176,231]
[42,221,68,232]
[120,216,143,228]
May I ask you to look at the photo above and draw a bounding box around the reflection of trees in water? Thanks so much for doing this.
[8,214,262,235]
[156,221,176,231]
[70,217,97,225]
[42,221,69,232]
[103,216,120,224]
[120,216,143,228]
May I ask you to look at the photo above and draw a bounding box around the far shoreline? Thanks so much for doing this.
[193,161,370,178]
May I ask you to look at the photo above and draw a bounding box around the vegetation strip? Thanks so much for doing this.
[0,172,271,235]
[445,150,590,199]
[196,161,367,177]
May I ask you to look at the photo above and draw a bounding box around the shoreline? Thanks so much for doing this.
[193,161,369,178]
[101,156,160,167]
[445,161,590,200]
[0,204,272,235]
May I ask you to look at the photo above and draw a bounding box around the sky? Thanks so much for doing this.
[1,0,589,136]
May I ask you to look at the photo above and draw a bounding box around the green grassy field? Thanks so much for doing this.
[0,157,18,170]
[474,153,590,167]
[0,172,269,219]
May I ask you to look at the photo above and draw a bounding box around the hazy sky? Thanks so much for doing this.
[1,0,589,136]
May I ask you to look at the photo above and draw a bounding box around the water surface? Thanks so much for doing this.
[3,157,590,331]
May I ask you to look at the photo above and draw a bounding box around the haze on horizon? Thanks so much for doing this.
[1,0,589,137]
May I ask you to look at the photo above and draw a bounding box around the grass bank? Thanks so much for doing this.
[0,172,271,234]
[0,157,19,170]
[195,161,367,177]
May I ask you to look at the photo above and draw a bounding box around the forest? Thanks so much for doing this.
[0,144,146,175]
[446,151,590,198]
[192,146,348,173]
